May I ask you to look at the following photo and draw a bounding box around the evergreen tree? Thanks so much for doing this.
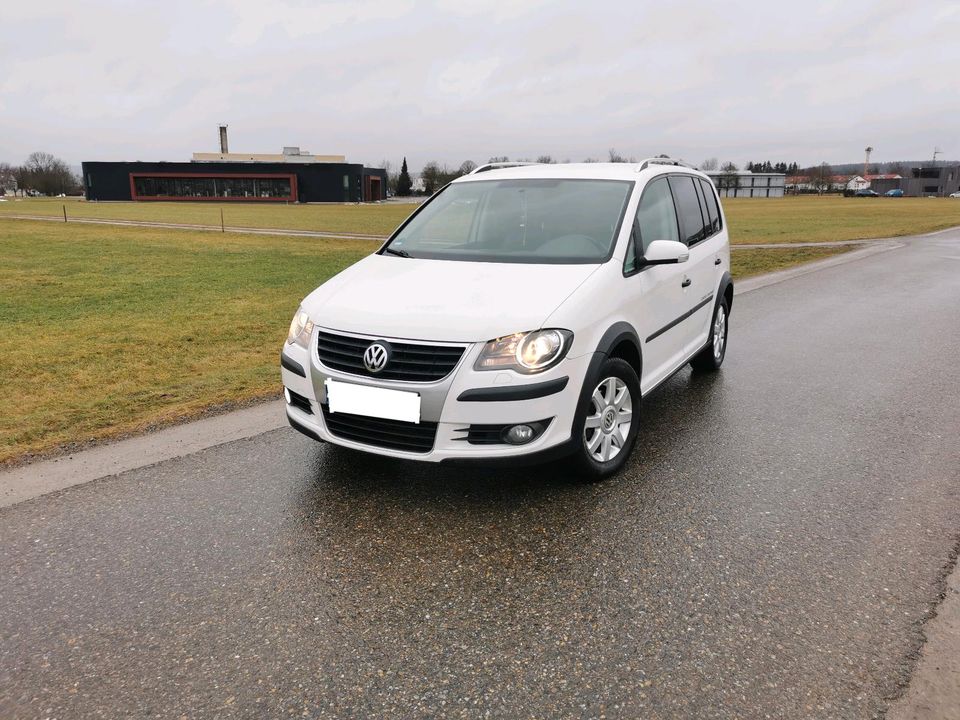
[396,157,412,197]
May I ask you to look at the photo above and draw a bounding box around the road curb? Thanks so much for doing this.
[734,241,903,295]
[0,401,287,509]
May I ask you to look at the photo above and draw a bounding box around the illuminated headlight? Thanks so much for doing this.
[475,329,573,373]
[287,307,314,348]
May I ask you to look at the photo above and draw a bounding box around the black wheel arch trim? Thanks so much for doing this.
[457,377,569,402]
[718,270,733,314]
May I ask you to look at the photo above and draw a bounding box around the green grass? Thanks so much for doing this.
[0,219,377,465]
[723,196,960,245]
[2,195,959,245]
[0,196,417,236]
[730,245,853,278]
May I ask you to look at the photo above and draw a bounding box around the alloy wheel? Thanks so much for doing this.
[583,376,633,463]
[713,305,727,361]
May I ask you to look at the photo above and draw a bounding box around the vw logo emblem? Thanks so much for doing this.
[363,342,390,373]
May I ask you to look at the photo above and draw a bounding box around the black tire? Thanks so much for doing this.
[573,357,642,481]
[690,296,729,372]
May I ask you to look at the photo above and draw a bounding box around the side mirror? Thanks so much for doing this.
[640,240,689,266]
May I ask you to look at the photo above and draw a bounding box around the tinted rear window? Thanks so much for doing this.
[668,175,706,246]
[698,178,721,234]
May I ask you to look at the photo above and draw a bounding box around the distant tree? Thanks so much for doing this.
[810,162,833,194]
[888,162,905,176]
[396,157,412,197]
[487,156,510,163]
[0,162,15,194]
[608,148,628,163]
[18,151,78,196]
[745,161,755,172]
[379,159,399,194]
[718,162,740,196]
[582,157,599,163]
[420,162,443,194]
[458,160,477,176]
[536,155,555,164]
[700,157,719,171]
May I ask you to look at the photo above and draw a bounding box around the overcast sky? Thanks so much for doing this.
[2,0,958,171]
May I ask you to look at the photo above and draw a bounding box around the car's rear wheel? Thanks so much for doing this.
[573,358,641,481]
[690,296,729,372]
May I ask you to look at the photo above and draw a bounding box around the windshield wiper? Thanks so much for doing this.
[383,247,413,258]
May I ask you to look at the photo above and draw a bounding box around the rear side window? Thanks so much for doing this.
[668,175,706,246]
[634,177,680,257]
[698,178,721,235]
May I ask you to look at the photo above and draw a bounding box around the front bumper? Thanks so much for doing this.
[280,328,590,463]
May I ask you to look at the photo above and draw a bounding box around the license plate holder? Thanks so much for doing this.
[325,379,421,424]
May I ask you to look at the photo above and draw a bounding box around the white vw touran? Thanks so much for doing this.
[281,159,732,479]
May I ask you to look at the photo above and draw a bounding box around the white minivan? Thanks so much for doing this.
[281,159,732,479]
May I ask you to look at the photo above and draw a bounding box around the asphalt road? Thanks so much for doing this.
[3,231,960,719]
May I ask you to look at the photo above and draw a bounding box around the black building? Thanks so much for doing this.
[81,160,387,203]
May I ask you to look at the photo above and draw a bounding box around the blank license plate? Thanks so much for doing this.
[325,379,421,424]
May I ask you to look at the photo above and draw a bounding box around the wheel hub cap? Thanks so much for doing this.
[583,376,634,463]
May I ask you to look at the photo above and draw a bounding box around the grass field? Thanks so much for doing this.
[0,219,377,465]
[3,195,959,244]
[0,197,416,236]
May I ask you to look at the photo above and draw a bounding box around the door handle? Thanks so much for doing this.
[681,278,692,288]
[714,258,722,265]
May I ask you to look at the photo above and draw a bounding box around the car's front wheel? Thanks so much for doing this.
[573,357,641,481]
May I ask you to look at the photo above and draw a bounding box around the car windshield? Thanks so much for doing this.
[382,178,633,264]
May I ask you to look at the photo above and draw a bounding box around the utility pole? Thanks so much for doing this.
[932,147,942,166]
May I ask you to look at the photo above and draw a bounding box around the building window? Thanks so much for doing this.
[130,173,296,201]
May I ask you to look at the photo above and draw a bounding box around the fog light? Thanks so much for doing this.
[503,424,536,445]
[283,387,292,404]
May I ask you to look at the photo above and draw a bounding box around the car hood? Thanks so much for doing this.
[301,254,600,342]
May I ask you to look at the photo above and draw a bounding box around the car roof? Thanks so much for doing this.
[451,162,709,185]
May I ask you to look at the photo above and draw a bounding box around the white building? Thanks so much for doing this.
[705,170,786,198]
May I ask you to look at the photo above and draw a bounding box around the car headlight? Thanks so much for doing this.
[287,307,314,348]
[475,329,573,373]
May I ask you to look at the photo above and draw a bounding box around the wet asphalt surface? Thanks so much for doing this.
[3,232,960,719]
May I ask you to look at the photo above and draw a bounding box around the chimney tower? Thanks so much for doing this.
[219,124,229,154]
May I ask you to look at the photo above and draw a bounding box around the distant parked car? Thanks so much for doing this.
[884,189,904,197]
[949,191,960,198]
[854,189,879,197]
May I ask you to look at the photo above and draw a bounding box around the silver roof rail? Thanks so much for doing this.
[637,157,695,171]
[470,161,541,174]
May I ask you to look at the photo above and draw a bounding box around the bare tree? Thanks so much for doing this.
[487,156,510,163]
[18,151,79,196]
[700,157,719,171]
[811,163,833,195]
[536,155,555,164]
[608,148,628,163]
[0,162,16,194]
[717,162,740,196]
[458,160,477,176]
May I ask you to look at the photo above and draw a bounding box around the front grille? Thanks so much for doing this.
[316,330,465,383]
[321,405,438,453]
